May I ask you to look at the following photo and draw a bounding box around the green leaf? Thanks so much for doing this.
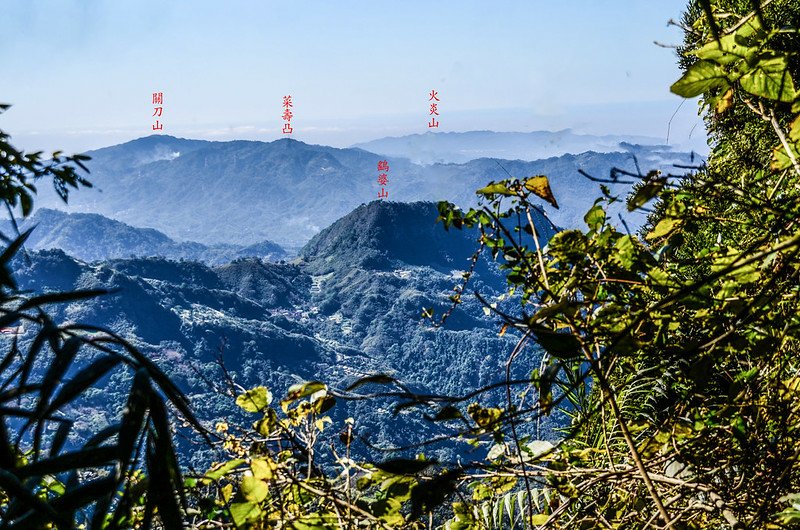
[285,381,326,402]
[19,191,33,217]
[788,115,800,143]
[584,204,606,231]
[531,514,550,525]
[487,443,506,461]
[613,234,637,267]
[0,470,60,524]
[55,476,117,515]
[241,476,269,503]
[251,458,274,480]
[671,60,729,98]
[254,408,279,436]
[647,218,681,241]
[692,19,761,65]
[203,459,246,481]
[17,446,117,477]
[771,142,799,171]
[538,364,561,413]
[371,496,405,526]
[712,248,760,284]
[739,55,797,102]
[229,501,261,527]
[49,421,73,458]
[409,470,462,520]
[0,229,33,288]
[236,386,272,413]
[467,404,504,429]
[145,395,185,526]
[477,182,515,197]
[504,492,515,526]
[312,394,336,414]
[118,369,150,466]
[627,175,666,211]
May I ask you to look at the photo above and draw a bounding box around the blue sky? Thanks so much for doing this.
[0,1,705,153]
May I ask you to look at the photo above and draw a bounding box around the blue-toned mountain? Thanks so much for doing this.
[9,208,286,264]
[352,129,669,164]
[32,135,697,246]
[8,201,559,463]
[301,200,556,274]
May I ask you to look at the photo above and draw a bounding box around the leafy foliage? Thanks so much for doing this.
[185,381,459,530]
[0,105,91,219]
[424,2,800,527]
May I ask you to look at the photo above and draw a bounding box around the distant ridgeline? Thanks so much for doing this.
[2,208,287,265]
[30,134,699,247]
[351,129,679,165]
[6,201,561,464]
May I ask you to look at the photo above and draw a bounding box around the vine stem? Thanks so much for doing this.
[290,477,395,530]
[588,351,673,528]
[742,99,800,198]
[504,331,537,526]
[767,110,800,199]
[525,205,551,291]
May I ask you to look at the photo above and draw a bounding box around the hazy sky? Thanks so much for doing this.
[0,1,706,154]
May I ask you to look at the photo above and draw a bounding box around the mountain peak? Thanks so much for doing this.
[300,200,556,274]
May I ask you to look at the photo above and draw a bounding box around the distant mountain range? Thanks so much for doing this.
[31,133,699,246]
[6,209,287,265]
[1,131,702,467]
[352,130,672,165]
[9,201,561,463]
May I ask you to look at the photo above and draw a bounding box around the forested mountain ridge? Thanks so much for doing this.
[351,129,672,164]
[7,201,560,466]
[300,200,557,274]
[31,134,696,246]
[5,208,287,264]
